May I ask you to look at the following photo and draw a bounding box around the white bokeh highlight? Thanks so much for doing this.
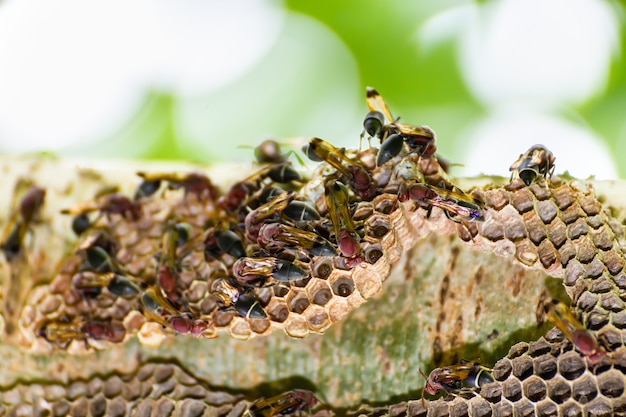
[419,0,620,179]
[0,0,284,153]
[462,108,617,180]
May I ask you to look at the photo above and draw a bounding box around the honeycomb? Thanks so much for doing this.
[1,88,625,415]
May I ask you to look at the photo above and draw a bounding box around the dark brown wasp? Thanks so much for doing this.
[38,318,126,349]
[324,180,360,258]
[155,224,188,304]
[212,278,267,319]
[245,389,319,417]
[140,286,214,337]
[544,299,607,364]
[305,137,376,200]
[509,144,556,186]
[258,223,336,257]
[1,184,46,260]
[219,164,302,214]
[204,227,247,260]
[419,360,494,406]
[283,200,321,222]
[244,191,295,243]
[363,87,436,166]
[401,183,484,223]
[72,271,140,299]
[135,171,220,200]
[232,257,310,286]
[61,193,142,223]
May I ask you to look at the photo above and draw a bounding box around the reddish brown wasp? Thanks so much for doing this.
[544,299,607,364]
[364,87,436,165]
[509,144,556,186]
[39,318,125,348]
[141,286,215,336]
[61,192,142,222]
[305,137,376,200]
[245,389,319,417]
[72,271,140,299]
[244,191,295,243]
[1,184,46,260]
[136,171,219,200]
[401,182,484,223]
[219,163,301,214]
[419,360,494,406]
[324,180,360,258]
[257,223,336,257]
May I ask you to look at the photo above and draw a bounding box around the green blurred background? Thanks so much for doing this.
[0,0,624,177]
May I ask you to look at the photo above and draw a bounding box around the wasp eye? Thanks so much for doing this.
[135,179,161,199]
[519,169,537,186]
[363,111,385,137]
[71,213,91,236]
[376,134,404,166]
[302,143,323,162]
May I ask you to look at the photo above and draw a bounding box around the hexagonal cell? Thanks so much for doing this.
[353,266,382,299]
[311,257,334,280]
[327,299,351,323]
[571,374,598,403]
[304,305,331,333]
[284,315,309,338]
[213,310,234,328]
[364,244,384,264]
[546,375,572,404]
[266,300,289,323]
[523,376,547,402]
[366,214,391,238]
[307,279,333,306]
[286,291,310,314]
[373,193,397,214]
[227,318,252,340]
[250,318,271,335]
[329,275,355,297]
[187,280,208,304]
[558,352,586,381]
[273,285,289,298]
[352,201,374,221]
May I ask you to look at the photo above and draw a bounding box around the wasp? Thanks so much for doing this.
[364,87,436,165]
[419,360,494,406]
[324,180,360,258]
[245,389,319,417]
[1,184,46,260]
[61,193,142,224]
[204,228,247,260]
[254,139,287,164]
[219,162,302,214]
[141,286,215,336]
[544,299,607,364]
[509,144,556,186]
[244,191,295,243]
[232,257,310,287]
[136,171,219,200]
[72,271,140,299]
[402,183,484,223]
[38,318,125,349]
[258,223,336,257]
[305,138,376,200]
[283,200,321,222]
[212,278,267,319]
